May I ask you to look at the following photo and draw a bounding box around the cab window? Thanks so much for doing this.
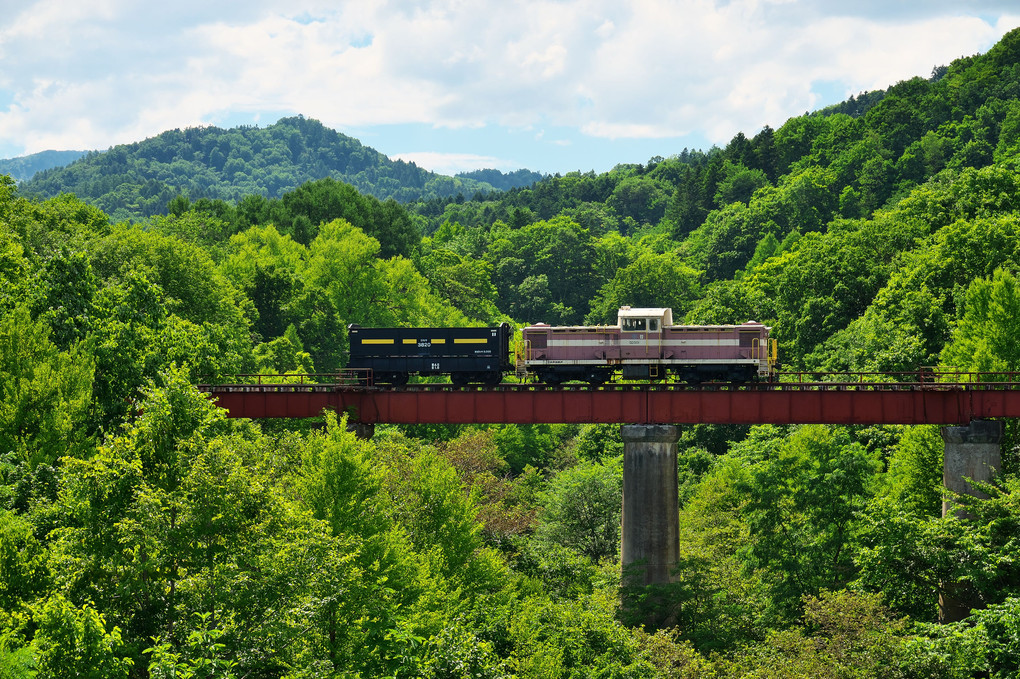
[623,318,646,331]
[649,319,659,332]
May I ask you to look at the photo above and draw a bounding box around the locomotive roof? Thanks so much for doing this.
[671,323,770,330]
[524,321,771,330]
[525,306,768,331]
[617,306,671,317]
[618,306,674,326]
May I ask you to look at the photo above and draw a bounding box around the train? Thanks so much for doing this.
[347,323,512,386]
[347,306,777,386]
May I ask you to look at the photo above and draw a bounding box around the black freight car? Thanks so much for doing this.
[347,324,512,386]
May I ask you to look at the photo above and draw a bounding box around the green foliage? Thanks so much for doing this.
[297,412,390,541]
[738,426,880,618]
[150,209,233,252]
[511,539,601,601]
[971,596,1020,679]
[0,509,49,617]
[856,474,1020,626]
[714,160,770,207]
[717,590,908,679]
[506,591,653,678]
[941,268,1020,372]
[420,623,511,679]
[222,223,346,370]
[277,177,420,256]
[535,457,623,562]
[308,218,467,329]
[32,594,132,679]
[19,117,518,220]
[607,175,669,227]
[573,424,625,461]
[0,633,36,679]
[491,424,567,474]
[414,241,501,323]
[487,216,600,325]
[145,612,236,679]
[0,305,93,466]
[90,224,246,328]
[254,324,314,375]
[382,439,507,595]
[881,425,945,517]
[900,621,988,679]
[28,250,99,349]
[586,250,702,324]
[11,192,111,258]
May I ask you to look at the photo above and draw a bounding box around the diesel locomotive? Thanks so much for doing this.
[347,306,777,386]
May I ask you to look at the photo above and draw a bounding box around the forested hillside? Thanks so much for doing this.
[16,116,543,221]
[4,26,1020,679]
[0,151,86,183]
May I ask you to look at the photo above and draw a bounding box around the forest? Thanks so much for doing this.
[4,25,1020,679]
[14,117,543,222]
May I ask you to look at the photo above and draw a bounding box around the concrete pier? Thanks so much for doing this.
[620,424,680,586]
[939,419,1003,623]
[346,421,375,440]
[941,420,1002,518]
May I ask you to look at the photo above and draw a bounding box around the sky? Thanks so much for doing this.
[2,1,1020,176]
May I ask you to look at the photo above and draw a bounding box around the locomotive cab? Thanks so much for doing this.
[618,306,673,332]
[618,307,671,379]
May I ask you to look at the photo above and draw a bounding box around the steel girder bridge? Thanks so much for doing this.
[199,371,1020,426]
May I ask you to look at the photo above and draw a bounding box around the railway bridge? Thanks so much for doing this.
[199,371,1018,622]
[201,372,1020,426]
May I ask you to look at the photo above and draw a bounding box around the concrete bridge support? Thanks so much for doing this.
[347,422,375,440]
[939,419,1003,622]
[620,424,680,586]
[941,419,1002,517]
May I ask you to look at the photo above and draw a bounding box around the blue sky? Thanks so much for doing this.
[2,1,1019,175]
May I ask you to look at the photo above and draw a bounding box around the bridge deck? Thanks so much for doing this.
[199,376,1020,425]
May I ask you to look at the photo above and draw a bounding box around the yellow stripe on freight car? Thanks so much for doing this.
[361,339,395,344]
[454,338,489,344]
[432,339,446,344]
[402,339,417,344]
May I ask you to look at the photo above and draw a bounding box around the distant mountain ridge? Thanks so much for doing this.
[12,116,544,221]
[0,150,88,182]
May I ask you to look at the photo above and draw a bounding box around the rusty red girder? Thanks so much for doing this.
[200,381,1020,425]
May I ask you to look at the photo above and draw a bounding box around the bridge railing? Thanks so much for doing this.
[771,369,1020,389]
[197,369,1020,393]
[198,369,373,391]
[927,368,1020,387]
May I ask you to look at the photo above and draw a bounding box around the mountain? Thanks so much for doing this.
[0,149,87,182]
[14,116,542,221]
[456,167,544,191]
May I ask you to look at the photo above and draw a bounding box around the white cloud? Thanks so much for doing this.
[390,151,513,174]
[1,0,1019,168]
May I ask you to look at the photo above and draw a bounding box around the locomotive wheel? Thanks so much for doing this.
[451,373,470,387]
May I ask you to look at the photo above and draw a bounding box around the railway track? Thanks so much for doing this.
[199,370,1020,394]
